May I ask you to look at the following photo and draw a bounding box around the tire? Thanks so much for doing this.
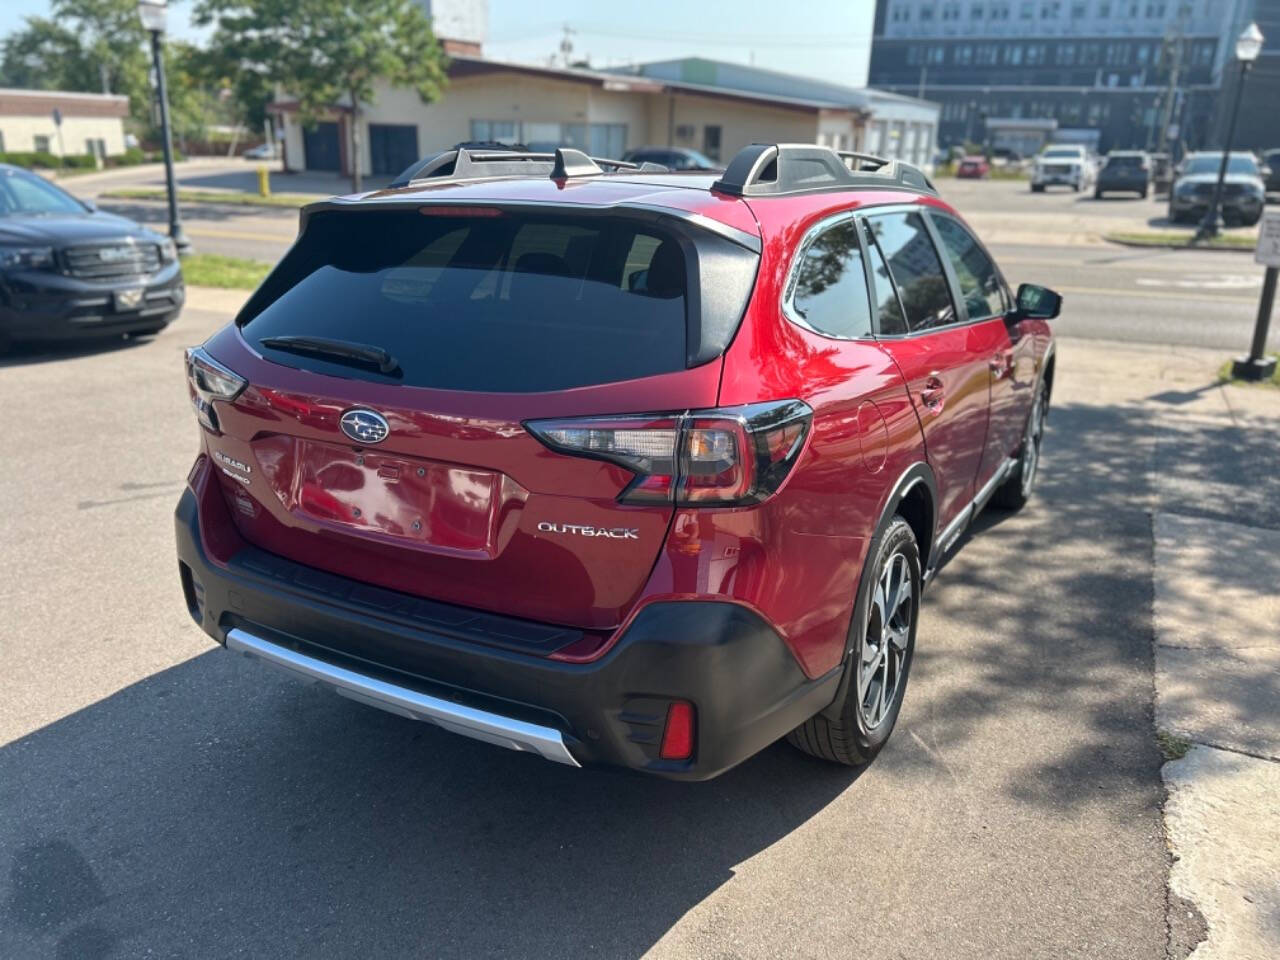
[1031,184,1044,193]
[787,516,920,767]
[1094,189,1103,199]
[1244,213,1262,227]
[1140,187,1149,199]
[993,377,1049,511]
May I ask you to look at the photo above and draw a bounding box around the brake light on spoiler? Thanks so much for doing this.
[526,400,811,507]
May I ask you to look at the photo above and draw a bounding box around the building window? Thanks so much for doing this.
[702,125,722,162]
[957,44,974,64]
[470,120,519,144]
[1071,1,1086,16]
[907,45,924,66]
[971,3,983,18]
[34,135,50,153]
[1081,42,1101,64]
[1026,43,1047,64]
[1057,42,1078,64]
[1040,0,1061,16]
[921,4,935,21]
[929,46,946,64]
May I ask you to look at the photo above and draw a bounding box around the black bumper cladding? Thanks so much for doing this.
[174,487,840,779]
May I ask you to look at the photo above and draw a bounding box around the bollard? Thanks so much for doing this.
[257,164,270,198]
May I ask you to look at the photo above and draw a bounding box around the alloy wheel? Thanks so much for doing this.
[858,551,913,730]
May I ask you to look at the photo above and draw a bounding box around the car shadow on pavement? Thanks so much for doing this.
[0,335,154,369]
[0,651,861,959]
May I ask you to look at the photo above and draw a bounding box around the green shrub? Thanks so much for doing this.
[119,146,145,166]
[0,151,61,169]
[63,154,97,169]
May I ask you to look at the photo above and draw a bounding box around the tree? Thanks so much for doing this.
[194,0,449,192]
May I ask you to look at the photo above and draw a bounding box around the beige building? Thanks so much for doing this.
[271,56,885,181]
[0,88,129,158]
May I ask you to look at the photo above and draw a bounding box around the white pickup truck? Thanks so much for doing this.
[1030,145,1096,193]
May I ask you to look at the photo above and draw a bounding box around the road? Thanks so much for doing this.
[65,160,1279,353]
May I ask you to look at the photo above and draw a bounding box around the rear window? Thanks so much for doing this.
[238,208,757,392]
[1106,155,1145,168]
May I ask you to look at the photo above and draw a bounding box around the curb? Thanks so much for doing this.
[1103,236,1256,254]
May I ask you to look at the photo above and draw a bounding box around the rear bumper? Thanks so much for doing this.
[174,484,840,779]
[0,263,184,342]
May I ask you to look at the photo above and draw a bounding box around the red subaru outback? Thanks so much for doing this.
[176,144,1058,779]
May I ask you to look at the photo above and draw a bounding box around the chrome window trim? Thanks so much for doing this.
[779,208,875,342]
[779,200,1012,345]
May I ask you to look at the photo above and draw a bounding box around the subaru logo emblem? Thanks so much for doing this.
[339,408,390,444]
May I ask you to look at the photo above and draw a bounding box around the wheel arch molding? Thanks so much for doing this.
[819,461,935,722]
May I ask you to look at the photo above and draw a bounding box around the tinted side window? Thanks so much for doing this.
[862,221,909,336]
[931,215,1005,320]
[866,212,956,332]
[789,219,873,339]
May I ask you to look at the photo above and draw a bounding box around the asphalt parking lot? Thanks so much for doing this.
[2,303,1176,959]
[2,169,1275,958]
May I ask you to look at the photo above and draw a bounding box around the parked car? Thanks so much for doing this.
[621,146,720,170]
[1168,152,1266,226]
[1030,145,1095,192]
[1095,151,1152,198]
[1262,149,1280,196]
[1150,152,1175,196]
[175,143,1058,779]
[242,142,279,160]
[0,164,183,352]
[955,155,991,178]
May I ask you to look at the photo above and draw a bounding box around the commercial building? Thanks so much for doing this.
[271,4,939,181]
[868,0,1258,155]
[0,88,129,158]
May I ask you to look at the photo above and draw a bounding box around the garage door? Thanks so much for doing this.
[370,124,419,177]
[303,121,341,172]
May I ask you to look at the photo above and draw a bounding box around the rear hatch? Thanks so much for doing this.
[201,201,759,631]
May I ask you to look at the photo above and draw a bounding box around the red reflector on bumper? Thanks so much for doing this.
[660,700,696,760]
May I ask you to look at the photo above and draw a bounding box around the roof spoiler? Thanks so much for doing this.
[711,143,937,198]
[389,147,667,188]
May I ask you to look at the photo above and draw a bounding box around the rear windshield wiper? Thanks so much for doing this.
[259,335,400,375]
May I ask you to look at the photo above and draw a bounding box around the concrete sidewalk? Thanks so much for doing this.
[1059,337,1280,960]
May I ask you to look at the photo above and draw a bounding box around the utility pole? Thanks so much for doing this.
[1157,7,1186,154]
[559,24,575,68]
[917,64,928,101]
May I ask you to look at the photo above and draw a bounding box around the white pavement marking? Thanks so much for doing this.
[1163,746,1280,960]
[1136,274,1262,290]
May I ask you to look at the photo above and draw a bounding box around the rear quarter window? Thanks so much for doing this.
[787,219,873,339]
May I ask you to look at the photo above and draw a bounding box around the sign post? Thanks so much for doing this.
[1232,208,1280,380]
[51,107,65,167]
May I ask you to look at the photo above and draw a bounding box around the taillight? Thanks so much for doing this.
[526,399,811,507]
[185,346,246,433]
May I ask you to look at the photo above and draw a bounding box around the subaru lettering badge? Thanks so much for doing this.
[339,408,390,444]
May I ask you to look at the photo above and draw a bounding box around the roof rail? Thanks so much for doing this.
[711,143,937,198]
[389,147,667,188]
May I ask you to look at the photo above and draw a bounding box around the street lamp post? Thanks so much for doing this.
[1196,23,1264,242]
[137,0,191,254]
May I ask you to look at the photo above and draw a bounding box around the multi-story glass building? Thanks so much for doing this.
[868,0,1270,155]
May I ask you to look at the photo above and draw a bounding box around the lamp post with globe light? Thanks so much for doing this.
[137,0,191,254]
[1196,22,1264,242]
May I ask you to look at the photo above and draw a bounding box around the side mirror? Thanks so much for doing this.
[1015,283,1061,320]
[82,199,97,212]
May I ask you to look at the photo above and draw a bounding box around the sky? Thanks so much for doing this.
[0,0,878,88]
